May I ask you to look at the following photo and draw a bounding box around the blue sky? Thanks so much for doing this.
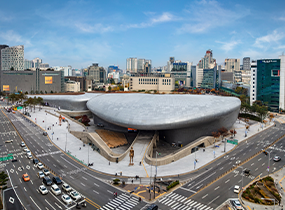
[1,0,285,69]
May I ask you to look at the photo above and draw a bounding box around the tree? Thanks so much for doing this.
[27,97,34,112]
[230,129,237,138]
[0,171,8,192]
[212,131,221,145]
[25,91,28,94]
[36,97,43,110]
[110,78,115,84]
[108,86,112,92]
[10,67,14,71]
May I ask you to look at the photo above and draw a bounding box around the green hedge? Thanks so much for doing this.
[167,180,179,191]
[113,178,120,185]
[239,113,261,121]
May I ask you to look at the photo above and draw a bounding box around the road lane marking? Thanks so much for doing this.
[80,183,85,186]
[262,163,265,166]
[202,194,208,199]
[214,186,220,191]
[94,183,99,187]
[258,158,262,161]
[107,190,113,194]
[30,196,42,210]
[93,190,99,194]
[255,168,258,171]
[24,187,27,191]
[207,195,220,205]
[45,199,56,210]
[251,163,254,166]
[225,179,230,183]
[82,176,87,180]
[180,187,196,193]
[220,167,224,170]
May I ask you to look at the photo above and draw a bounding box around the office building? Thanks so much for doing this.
[0,45,9,71]
[1,69,64,93]
[250,56,285,112]
[201,66,221,90]
[225,58,241,83]
[129,73,175,93]
[198,50,216,69]
[65,76,92,92]
[24,59,33,70]
[65,80,80,92]
[126,58,151,73]
[1,45,24,71]
[87,63,106,84]
[243,57,251,70]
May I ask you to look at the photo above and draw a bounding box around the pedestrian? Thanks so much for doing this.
[79,147,81,150]
[139,161,141,165]
[113,192,116,198]
[109,162,110,165]
[115,192,117,197]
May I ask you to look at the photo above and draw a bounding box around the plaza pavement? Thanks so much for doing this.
[18,106,275,179]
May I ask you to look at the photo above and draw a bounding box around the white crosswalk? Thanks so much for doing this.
[100,194,139,210]
[158,192,213,210]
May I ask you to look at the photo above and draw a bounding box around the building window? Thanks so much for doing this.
[253,82,255,84]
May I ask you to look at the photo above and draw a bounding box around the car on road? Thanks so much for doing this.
[234,185,240,193]
[70,190,81,201]
[22,173,30,182]
[5,140,13,143]
[147,204,158,210]
[37,171,45,178]
[231,199,242,209]
[51,184,61,195]
[43,169,50,176]
[33,159,39,164]
[27,154,33,159]
[273,156,281,162]
[39,185,48,195]
[53,176,62,185]
[62,183,72,192]
[243,168,250,176]
[23,147,29,152]
[262,149,268,155]
[43,177,52,186]
[37,163,44,169]
[11,158,17,162]
[61,194,72,205]
[20,142,25,147]
[26,150,31,155]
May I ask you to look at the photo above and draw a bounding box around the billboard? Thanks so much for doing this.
[45,76,53,84]
[3,85,9,91]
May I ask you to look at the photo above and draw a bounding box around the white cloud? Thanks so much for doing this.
[181,0,250,33]
[216,40,240,52]
[254,30,285,48]
[126,12,177,29]
[0,30,32,47]
[74,22,113,33]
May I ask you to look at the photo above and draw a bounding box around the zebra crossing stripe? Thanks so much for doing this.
[199,205,207,210]
[171,203,180,208]
[189,201,197,207]
[167,200,176,206]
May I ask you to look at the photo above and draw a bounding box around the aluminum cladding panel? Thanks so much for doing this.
[87,94,241,130]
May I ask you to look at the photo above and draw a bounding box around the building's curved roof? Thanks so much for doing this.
[87,94,241,130]
[30,93,101,102]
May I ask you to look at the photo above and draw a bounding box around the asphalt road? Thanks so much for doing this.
[155,122,285,209]
[1,109,147,210]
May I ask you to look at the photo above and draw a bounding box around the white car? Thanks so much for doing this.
[234,185,240,193]
[231,199,242,209]
[23,147,29,152]
[39,185,48,195]
[70,190,81,201]
[26,150,31,155]
[61,194,72,205]
[43,169,50,176]
[37,171,45,178]
[62,183,72,192]
[51,184,61,195]
[37,163,44,169]
[27,154,33,159]
[5,140,13,143]
[20,142,25,147]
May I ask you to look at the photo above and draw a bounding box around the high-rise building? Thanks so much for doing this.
[243,57,251,70]
[126,58,137,73]
[24,59,33,70]
[0,45,9,71]
[32,57,43,68]
[225,58,241,83]
[170,61,192,87]
[87,63,106,84]
[198,50,216,69]
[1,45,24,71]
[144,61,151,73]
[201,66,221,90]
[137,59,145,72]
[250,56,285,112]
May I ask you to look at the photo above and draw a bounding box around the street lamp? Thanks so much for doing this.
[155,151,159,176]
[194,147,198,169]
[65,133,67,153]
[261,198,275,209]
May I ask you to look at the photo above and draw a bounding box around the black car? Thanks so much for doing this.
[97,123,104,127]
[33,159,39,164]
[43,177,52,186]
[53,176,62,185]
[147,204,158,210]
[43,132,48,136]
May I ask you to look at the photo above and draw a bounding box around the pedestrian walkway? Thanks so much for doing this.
[16,106,275,177]
[158,192,214,210]
[100,193,139,210]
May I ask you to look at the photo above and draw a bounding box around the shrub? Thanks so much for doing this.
[113,178,120,185]
[167,180,179,191]
[254,198,260,203]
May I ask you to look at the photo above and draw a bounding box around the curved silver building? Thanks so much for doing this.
[87,94,241,145]
[30,93,101,111]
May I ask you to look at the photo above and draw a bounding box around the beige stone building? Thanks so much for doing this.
[65,80,80,92]
[129,73,175,93]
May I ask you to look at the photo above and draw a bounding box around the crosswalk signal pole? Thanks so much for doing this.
[154,175,156,199]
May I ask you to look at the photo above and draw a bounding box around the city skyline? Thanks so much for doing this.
[1,0,285,69]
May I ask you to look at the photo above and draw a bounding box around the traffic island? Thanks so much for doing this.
[242,176,281,205]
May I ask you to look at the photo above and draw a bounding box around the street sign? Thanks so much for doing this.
[0,154,14,161]
[227,139,238,145]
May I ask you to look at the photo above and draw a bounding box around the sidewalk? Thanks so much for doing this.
[20,106,275,178]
